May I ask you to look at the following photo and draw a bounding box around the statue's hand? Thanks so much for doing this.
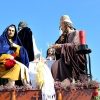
[10,43,18,48]
[50,44,62,50]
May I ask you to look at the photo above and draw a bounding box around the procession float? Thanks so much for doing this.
[0,30,100,100]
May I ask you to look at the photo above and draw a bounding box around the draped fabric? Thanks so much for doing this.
[0,24,29,67]
[18,27,34,61]
[29,61,56,100]
[55,33,67,60]
[51,30,86,81]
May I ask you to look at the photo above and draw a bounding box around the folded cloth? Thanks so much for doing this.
[42,64,56,100]
[5,59,16,70]
[15,60,30,83]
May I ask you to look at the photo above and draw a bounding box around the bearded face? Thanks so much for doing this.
[7,26,15,39]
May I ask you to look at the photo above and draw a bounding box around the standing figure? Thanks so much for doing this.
[18,21,40,61]
[51,15,86,82]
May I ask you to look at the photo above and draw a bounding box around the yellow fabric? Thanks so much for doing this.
[8,39,20,57]
[0,39,24,81]
[0,54,11,63]
[0,63,21,80]
[0,54,24,80]
[9,39,12,43]
[14,46,20,57]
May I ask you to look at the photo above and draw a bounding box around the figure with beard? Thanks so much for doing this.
[51,15,86,82]
[46,48,56,60]
[18,21,40,61]
[0,25,29,87]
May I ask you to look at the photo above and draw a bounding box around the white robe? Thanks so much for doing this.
[32,36,40,58]
[29,61,56,100]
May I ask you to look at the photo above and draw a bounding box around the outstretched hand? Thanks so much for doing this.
[50,44,62,50]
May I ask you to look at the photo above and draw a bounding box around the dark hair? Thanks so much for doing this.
[7,25,15,31]
[46,48,55,58]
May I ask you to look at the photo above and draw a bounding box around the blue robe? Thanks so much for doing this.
[0,24,29,67]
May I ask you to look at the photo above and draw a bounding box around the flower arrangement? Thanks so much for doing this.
[54,77,100,100]
[54,78,100,91]
[0,84,33,92]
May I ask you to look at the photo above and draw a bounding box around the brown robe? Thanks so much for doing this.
[51,30,86,81]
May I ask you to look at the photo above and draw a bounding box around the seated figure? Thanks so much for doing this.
[0,24,29,87]
[51,15,86,82]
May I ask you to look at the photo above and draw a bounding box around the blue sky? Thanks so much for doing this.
[0,0,100,81]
